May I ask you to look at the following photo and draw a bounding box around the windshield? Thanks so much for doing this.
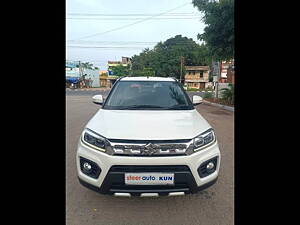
[103,81,193,110]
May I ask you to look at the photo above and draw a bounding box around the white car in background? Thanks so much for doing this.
[77,77,220,197]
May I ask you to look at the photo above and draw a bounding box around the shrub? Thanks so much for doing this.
[220,84,234,104]
[203,92,213,98]
[187,87,199,92]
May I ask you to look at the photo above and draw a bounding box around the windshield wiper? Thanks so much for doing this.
[164,105,190,110]
[119,105,166,109]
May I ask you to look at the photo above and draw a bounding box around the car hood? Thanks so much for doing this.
[86,109,211,140]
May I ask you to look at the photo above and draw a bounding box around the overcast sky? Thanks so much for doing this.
[66,0,205,70]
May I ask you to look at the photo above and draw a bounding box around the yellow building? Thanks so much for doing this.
[99,70,119,88]
[99,70,108,87]
[184,66,210,89]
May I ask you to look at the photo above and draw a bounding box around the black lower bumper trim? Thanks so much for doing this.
[110,187,190,193]
[78,176,218,196]
[196,177,218,192]
[78,164,218,195]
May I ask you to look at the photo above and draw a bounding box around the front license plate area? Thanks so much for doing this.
[125,173,174,185]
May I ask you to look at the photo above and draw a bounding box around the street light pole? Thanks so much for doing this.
[212,60,220,99]
[180,56,184,84]
[216,60,221,99]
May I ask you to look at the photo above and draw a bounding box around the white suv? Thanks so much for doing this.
[77,77,220,197]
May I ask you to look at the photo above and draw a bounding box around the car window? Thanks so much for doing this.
[103,81,193,110]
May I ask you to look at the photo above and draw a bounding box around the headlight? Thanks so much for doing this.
[193,128,216,151]
[81,128,108,152]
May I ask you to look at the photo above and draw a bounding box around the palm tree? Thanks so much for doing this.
[81,62,94,70]
[220,83,234,104]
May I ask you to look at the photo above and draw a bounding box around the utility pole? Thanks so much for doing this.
[216,60,221,99]
[212,60,220,99]
[180,56,184,84]
[129,59,132,77]
[79,61,82,78]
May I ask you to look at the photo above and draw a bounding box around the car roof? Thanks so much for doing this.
[119,76,177,82]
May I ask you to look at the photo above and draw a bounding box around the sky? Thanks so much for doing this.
[66,0,205,70]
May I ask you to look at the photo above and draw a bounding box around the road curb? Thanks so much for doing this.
[203,100,234,112]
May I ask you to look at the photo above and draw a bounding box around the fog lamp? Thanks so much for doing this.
[206,162,215,170]
[83,162,92,171]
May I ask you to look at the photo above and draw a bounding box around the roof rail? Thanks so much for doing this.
[117,76,126,81]
[170,77,178,82]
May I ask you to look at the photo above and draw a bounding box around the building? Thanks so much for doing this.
[219,60,234,83]
[65,62,80,77]
[184,66,210,89]
[99,70,108,87]
[106,57,132,87]
[107,56,131,75]
[66,62,80,88]
[122,56,131,64]
[65,61,100,88]
[226,65,235,84]
[83,69,100,88]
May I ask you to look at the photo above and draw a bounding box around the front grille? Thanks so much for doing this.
[107,139,193,156]
[110,165,190,172]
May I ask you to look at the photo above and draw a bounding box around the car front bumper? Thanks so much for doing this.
[76,140,221,196]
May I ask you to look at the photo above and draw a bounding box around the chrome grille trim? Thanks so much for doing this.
[107,139,194,156]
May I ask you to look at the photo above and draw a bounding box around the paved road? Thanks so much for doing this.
[66,89,111,96]
[66,94,234,225]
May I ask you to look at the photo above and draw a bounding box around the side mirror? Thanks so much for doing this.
[192,95,203,105]
[92,95,103,105]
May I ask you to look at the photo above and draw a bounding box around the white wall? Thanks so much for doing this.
[83,69,100,87]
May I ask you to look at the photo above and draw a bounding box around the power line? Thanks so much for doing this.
[74,2,192,40]
[67,38,203,46]
[67,17,201,21]
[68,43,202,48]
[67,40,201,44]
[68,12,200,16]
[67,44,203,51]
[67,41,204,48]
[68,46,146,49]
[67,40,158,44]
[67,42,203,46]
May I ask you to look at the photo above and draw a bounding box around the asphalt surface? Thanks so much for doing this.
[66,89,111,96]
[66,92,234,225]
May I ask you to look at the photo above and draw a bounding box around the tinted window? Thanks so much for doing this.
[103,81,193,110]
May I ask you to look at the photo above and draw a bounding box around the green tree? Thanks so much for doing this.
[81,62,94,69]
[192,0,234,60]
[77,62,96,70]
[111,65,129,77]
[133,67,155,77]
[131,35,211,80]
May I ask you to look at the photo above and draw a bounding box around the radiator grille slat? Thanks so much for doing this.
[107,139,193,156]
